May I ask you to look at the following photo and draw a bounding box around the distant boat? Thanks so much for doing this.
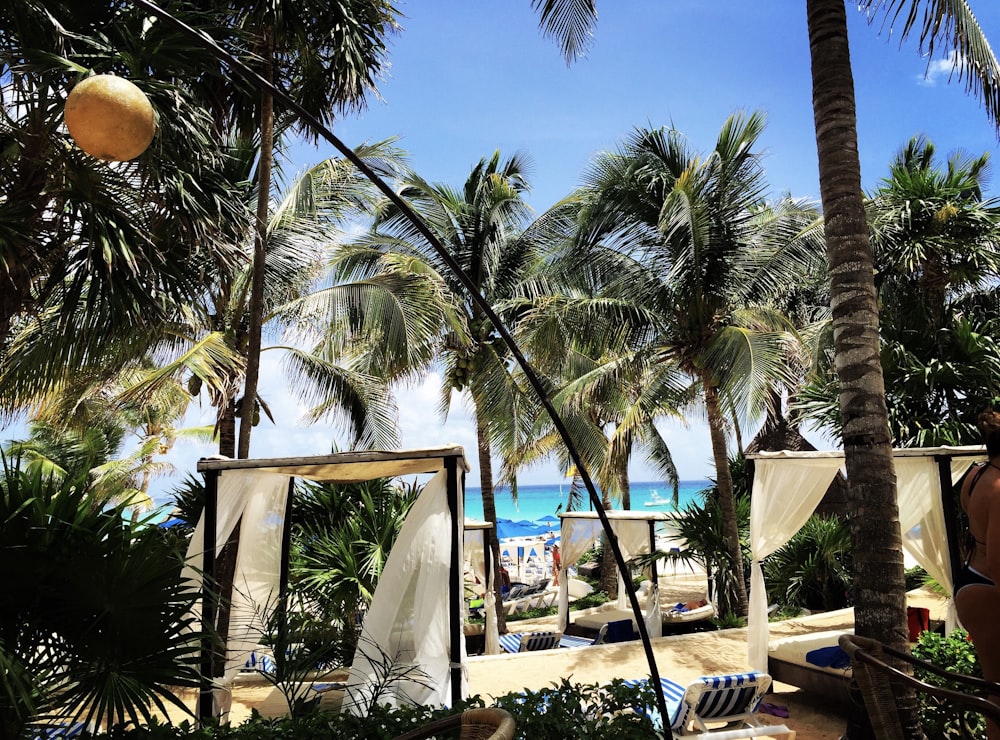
[644,490,669,507]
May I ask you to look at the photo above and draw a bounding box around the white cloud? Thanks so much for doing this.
[918,51,959,87]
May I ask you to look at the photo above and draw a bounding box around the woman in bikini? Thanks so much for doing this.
[957,409,1000,738]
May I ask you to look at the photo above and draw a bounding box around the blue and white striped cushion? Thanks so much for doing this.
[31,722,85,739]
[498,634,523,653]
[498,631,562,653]
[691,672,763,722]
[622,676,687,729]
[624,671,766,731]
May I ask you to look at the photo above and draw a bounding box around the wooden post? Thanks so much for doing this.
[446,456,463,706]
[199,469,219,723]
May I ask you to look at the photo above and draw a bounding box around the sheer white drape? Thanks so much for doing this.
[615,521,654,610]
[557,518,602,631]
[748,447,986,671]
[748,456,843,672]
[346,470,464,713]
[645,583,662,638]
[185,470,289,717]
[556,515,661,633]
[464,528,499,655]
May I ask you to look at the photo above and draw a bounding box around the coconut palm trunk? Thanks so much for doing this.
[703,373,748,616]
[238,33,274,460]
[477,415,507,634]
[806,1,912,733]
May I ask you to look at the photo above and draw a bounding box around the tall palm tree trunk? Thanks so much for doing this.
[807,0,912,735]
[218,400,237,458]
[477,415,507,634]
[702,375,748,616]
[238,33,274,460]
[599,490,618,598]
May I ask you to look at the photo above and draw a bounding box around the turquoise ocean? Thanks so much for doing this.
[464,479,712,523]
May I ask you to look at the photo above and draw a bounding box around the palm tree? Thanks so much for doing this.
[0,2,246,374]
[229,0,400,459]
[2,142,405,458]
[538,116,822,617]
[529,0,1000,674]
[868,135,1000,334]
[3,366,214,516]
[329,151,546,631]
[800,136,1000,448]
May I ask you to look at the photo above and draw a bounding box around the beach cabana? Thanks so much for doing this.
[187,446,470,719]
[556,510,669,637]
[745,445,987,673]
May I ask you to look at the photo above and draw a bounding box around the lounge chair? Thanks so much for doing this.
[624,671,791,737]
[30,723,85,739]
[558,620,623,648]
[497,630,563,653]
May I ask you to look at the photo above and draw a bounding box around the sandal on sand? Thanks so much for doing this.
[759,702,790,718]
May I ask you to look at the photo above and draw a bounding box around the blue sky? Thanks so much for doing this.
[8,2,1000,501]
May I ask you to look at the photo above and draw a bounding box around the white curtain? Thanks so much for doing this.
[615,520,655,610]
[464,529,499,655]
[896,457,951,592]
[748,457,843,672]
[556,516,658,632]
[346,470,464,713]
[557,518,602,631]
[645,583,662,638]
[184,470,289,719]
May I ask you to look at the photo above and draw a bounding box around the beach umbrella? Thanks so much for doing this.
[514,519,542,529]
[534,515,559,528]
[495,519,541,540]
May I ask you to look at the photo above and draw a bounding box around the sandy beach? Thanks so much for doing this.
[163,575,948,738]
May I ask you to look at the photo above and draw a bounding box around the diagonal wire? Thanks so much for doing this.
[128,0,669,727]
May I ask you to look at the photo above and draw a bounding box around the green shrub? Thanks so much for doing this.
[912,628,985,738]
[0,455,203,739]
[100,681,657,738]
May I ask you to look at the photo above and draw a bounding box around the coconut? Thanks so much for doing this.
[64,74,155,161]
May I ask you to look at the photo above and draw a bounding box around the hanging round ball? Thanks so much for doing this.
[64,75,155,161]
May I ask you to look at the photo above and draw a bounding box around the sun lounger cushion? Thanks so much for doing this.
[768,630,852,676]
[805,645,850,670]
[31,723,85,739]
[663,602,716,624]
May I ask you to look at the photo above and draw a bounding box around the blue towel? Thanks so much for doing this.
[806,645,851,669]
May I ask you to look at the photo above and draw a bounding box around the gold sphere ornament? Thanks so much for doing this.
[64,75,155,161]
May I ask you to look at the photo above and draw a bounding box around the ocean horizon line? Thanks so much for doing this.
[465,478,713,490]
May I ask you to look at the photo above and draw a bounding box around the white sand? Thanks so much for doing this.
[159,577,948,740]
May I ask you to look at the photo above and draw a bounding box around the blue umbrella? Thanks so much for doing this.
[534,514,559,529]
[496,519,541,540]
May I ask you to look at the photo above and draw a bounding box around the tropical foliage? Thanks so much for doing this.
[799,136,1000,447]
[523,114,824,614]
[289,477,420,654]
[527,0,1000,672]
[763,515,853,613]
[0,1,247,389]
[0,454,202,739]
